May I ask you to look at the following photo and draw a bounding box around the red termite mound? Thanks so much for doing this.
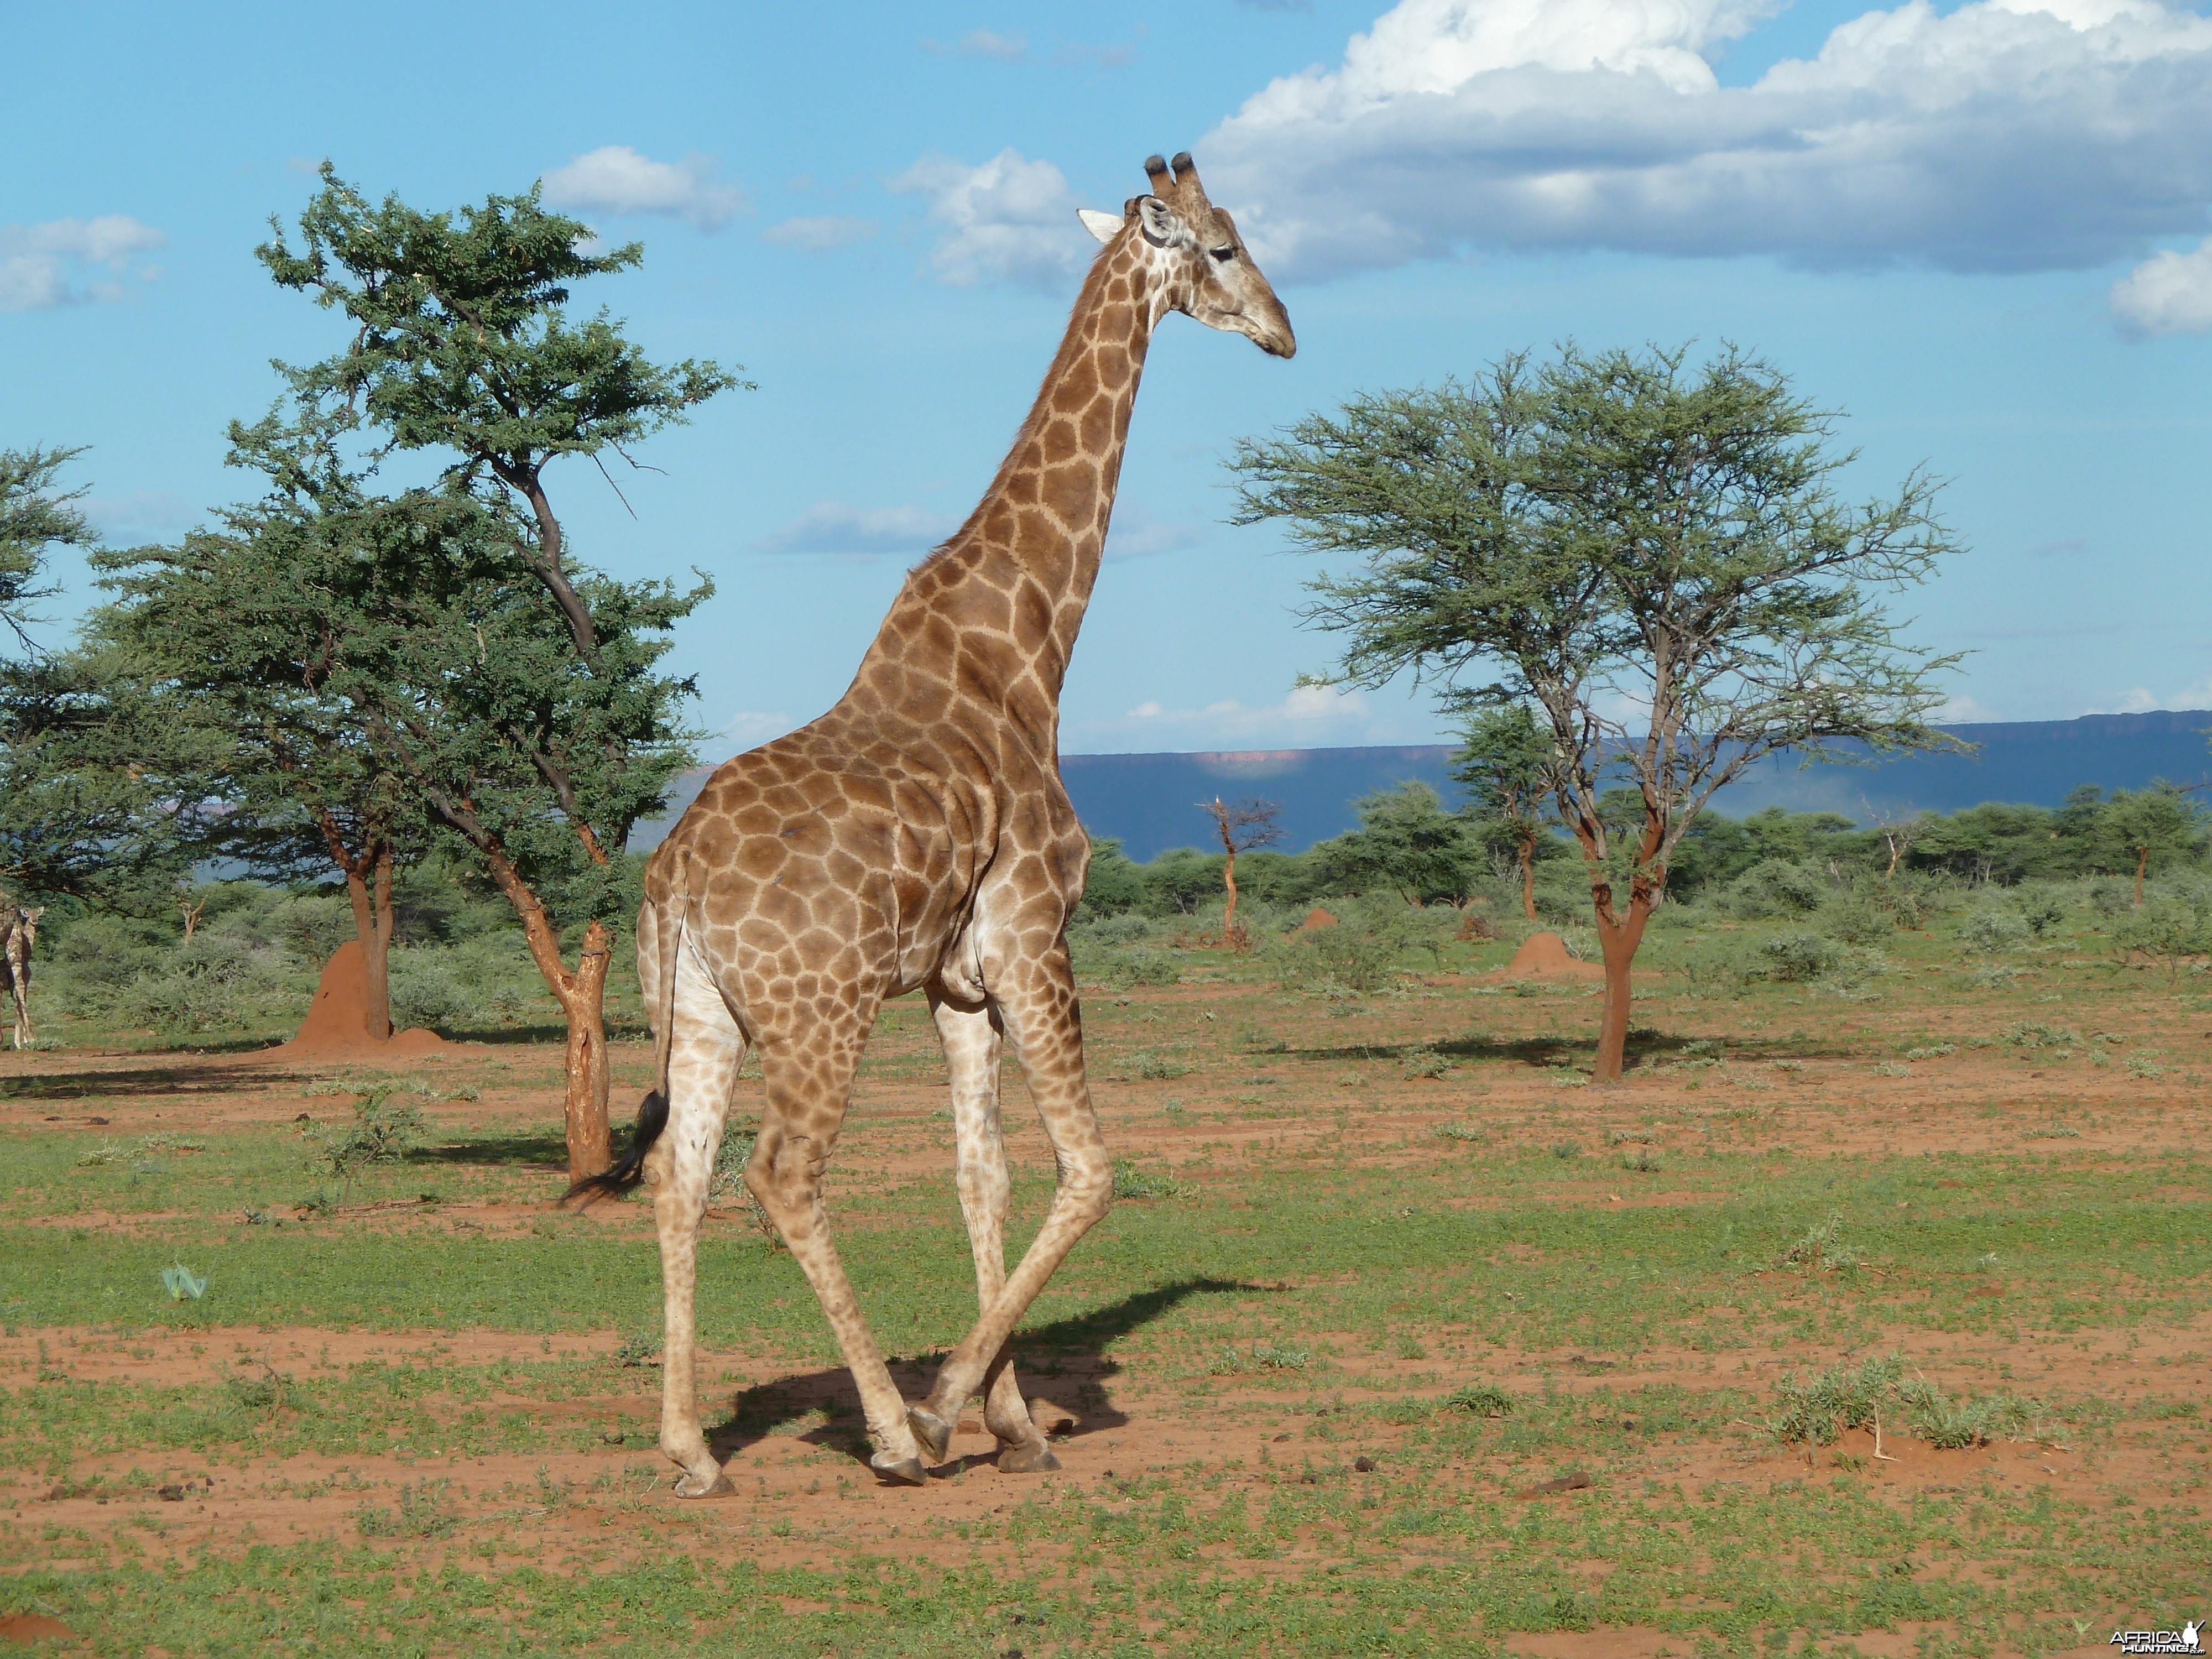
[1299,906,1338,932]
[258,940,448,1060]
[1500,930,1605,980]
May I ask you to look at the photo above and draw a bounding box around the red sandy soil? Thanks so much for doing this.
[0,1614,76,1646]
[252,941,448,1063]
[7,983,2208,1635]
[12,1306,2184,1597]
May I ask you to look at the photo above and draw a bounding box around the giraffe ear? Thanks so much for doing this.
[1077,208,1122,244]
[1137,195,1186,248]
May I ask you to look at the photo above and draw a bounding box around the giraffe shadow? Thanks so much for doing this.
[703,1276,1274,1472]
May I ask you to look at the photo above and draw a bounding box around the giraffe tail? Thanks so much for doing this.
[566,885,686,1202]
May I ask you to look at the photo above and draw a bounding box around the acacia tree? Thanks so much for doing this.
[1232,343,1962,1082]
[0,447,84,648]
[2093,782,2202,905]
[101,408,701,1179]
[1309,781,1484,906]
[1198,796,1281,941]
[252,168,738,1177]
[1449,701,1556,919]
[0,448,195,905]
[90,418,441,1037]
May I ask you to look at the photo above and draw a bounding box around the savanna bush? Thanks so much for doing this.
[1755,930,1843,983]
[1725,859,1829,920]
[1819,889,1894,945]
[1957,906,2032,954]
[1266,897,1428,995]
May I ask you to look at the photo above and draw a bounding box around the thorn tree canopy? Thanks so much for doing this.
[0,448,195,906]
[2088,781,2204,906]
[0,446,85,653]
[1229,342,1964,1082]
[88,413,448,1041]
[1449,701,1558,921]
[257,164,745,665]
[247,166,739,1178]
[1309,780,1485,909]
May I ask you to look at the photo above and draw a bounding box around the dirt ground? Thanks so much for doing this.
[3,953,2208,1653]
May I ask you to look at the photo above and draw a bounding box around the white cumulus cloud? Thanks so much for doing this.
[959,28,1029,61]
[764,215,878,251]
[1200,0,2212,280]
[1087,683,1389,747]
[540,147,747,232]
[82,489,195,540]
[889,149,1091,289]
[0,216,167,312]
[1103,502,1207,561]
[2111,236,2212,335]
[753,500,961,557]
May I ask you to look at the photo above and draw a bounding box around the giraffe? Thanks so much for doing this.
[0,904,41,1049]
[572,151,1294,1494]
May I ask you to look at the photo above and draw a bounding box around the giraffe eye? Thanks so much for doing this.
[1210,245,1237,262]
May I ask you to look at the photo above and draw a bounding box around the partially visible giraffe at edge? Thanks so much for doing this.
[0,902,43,1049]
[573,151,1295,1493]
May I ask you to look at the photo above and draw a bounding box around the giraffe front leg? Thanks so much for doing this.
[930,989,1057,1474]
[914,945,1110,1448]
[650,953,745,1499]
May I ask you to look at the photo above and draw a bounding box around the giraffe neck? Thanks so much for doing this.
[848,236,1162,757]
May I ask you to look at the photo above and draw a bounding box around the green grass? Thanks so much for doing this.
[4,911,2210,1654]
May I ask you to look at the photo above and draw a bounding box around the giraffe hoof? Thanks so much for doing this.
[870,1452,927,1486]
[906,1406,954,1464]
[997,1440,1061,1474]
[672,1469,735,1499]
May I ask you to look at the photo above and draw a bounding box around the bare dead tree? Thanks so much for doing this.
[1199,796,1283,945]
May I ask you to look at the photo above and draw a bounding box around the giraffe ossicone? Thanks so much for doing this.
[572,150,1292,1497]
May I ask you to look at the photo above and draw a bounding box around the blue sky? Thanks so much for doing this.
[7,0,2211,761]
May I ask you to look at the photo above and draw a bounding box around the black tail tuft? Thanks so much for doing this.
[565,1089,671,1204]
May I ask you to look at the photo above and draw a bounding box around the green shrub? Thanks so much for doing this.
[1442,1383,1515,1417]
[387,950,472,1031]
[1087,948,1183,990]
[310,1087,426,1186]
[2089,878,2133,918]
[2013,886,2068,936]
[1726,860,1828,920]
[1820,890,1893,945]
[1111,1159,1182,1200]
[1755,931,1843,983]
[1897,1379,2033,1449]
[1778,1214,1859,1271]
[1265,901,1417,995]
[1767,1355,1904,1447]
[1958,907,2031,954]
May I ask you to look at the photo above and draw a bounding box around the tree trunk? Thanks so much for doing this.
[1222,847,1239,938]
[561,922,615,1180]
[2135,846,2148,908]
[1519,833,1538,921]
[1590,888,1653,1084]
[342,846,396,1040]
[479,843,614,1183]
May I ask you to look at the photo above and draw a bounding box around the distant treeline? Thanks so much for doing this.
[1078,781,2205,919]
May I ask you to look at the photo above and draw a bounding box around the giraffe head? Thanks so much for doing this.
[17,907,39,947]
[1079,152,1295,359]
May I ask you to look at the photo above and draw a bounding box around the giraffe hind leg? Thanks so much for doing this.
[744,1015,929,1484]
[651,941,747,1498]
